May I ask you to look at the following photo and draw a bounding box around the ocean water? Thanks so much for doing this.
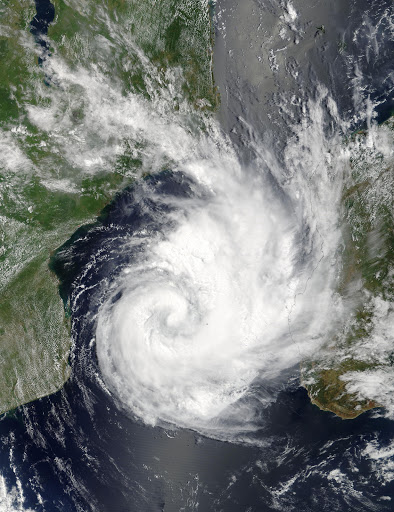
[0,0,393,510]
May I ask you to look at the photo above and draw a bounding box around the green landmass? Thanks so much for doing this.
[1,0,391,421]
[0,0,216,413]
[302,116,394,419]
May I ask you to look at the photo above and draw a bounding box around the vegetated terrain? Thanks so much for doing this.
[303,117,394,419]
[0,0,217,413]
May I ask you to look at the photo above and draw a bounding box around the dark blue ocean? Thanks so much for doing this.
[0,172,393,511]
[1,0,393,510]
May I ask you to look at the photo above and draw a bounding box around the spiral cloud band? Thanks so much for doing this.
[94,92,345,435]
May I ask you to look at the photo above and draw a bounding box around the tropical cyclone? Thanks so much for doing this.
[93,107,344,434]
[0,0,392,427]
[91,90,393,433]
